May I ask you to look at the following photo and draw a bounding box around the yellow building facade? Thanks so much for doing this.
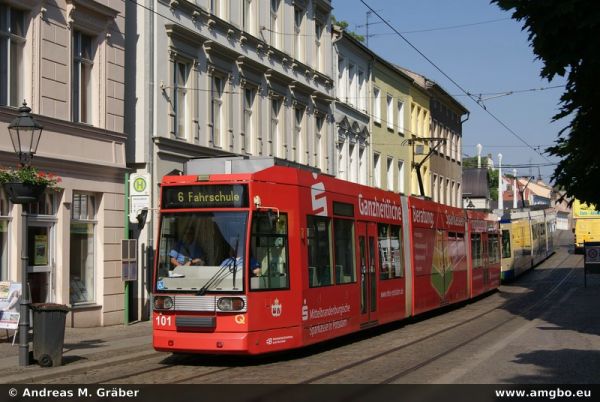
[371,59,431,197]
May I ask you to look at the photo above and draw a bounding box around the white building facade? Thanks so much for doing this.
[332,26,371,185]
[125,0,334,321]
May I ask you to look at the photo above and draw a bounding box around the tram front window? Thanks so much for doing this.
[155,212,248,292]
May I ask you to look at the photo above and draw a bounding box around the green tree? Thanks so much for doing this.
[331,15,365,42]
[492,0,600,206]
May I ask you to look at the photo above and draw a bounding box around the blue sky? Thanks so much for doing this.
[332,0,568,183]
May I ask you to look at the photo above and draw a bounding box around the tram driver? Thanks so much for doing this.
[170,229,206,268]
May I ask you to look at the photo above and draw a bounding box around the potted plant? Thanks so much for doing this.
[0,166,62,204]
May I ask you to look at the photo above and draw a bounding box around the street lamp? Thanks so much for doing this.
[7,101,44,367]
[8,102,43,167]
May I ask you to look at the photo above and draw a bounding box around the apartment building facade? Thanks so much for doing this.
[332,26,372,185]
[0,0,127,326]
[397,67,466,206]
[428,82,467,207]
[126,0,334,321]
[370,58,413,195]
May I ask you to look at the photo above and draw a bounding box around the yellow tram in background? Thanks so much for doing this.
[573,200,600,252]
[500,207,556,281]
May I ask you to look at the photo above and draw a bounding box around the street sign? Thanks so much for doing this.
[584,242,600,287]
[586,245,600,264]
[129,173,151,224]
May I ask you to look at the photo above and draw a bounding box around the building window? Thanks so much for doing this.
[349,143,357,183]
[269,97,281,157]
[373,87,381,124]
[359,146,367,185]
[270,0,280,48]
[294,106,304,163]
[397,100,404,134]
[173,60,189,139]
[373,152,381,188]
[242,0,255,36]
[315,114,325,170]
[72,31,94,124]
[211,0,224,19]
[243,86,256,153]
[211,75,224,147]
[294,6,304,62]
[337,56,345,101]
[358,69,365,111]
[387,157,394,191]
[0,5,25,107]
[386,94,394,130]
[70,193,96,304]
[397,160,405,194]
[348,63,356,106]
[314,20,323,72]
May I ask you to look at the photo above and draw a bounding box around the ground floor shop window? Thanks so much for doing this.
[70,193,96,304]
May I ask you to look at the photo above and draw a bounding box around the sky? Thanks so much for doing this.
[332,0,569,184]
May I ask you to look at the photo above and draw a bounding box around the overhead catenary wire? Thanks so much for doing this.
[360,0,554,165]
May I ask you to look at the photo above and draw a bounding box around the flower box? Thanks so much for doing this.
[2,182,47,204]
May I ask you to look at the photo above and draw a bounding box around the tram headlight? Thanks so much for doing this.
[154,296,174,310]
[217,297,245,312]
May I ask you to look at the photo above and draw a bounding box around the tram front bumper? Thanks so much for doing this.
[153,329,252,354]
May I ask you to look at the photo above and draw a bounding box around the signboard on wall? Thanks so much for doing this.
[0,281,21,330]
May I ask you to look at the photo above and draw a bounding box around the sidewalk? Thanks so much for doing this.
[0,319,153,383]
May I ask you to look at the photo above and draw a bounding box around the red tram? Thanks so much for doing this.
[152,158,500,354]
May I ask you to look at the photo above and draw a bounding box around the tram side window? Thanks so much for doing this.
[488,234,500,264]
[250,212,289,290]
[334,218,356,284]
[502,230,511,259]
[378,224,404,279]
[307,215,333,287]
[471,233,482,268]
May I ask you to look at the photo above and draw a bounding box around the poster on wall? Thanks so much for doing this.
[0,281,21,330]
[34,235,48,265]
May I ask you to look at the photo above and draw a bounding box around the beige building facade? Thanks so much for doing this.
[0,0,127,327]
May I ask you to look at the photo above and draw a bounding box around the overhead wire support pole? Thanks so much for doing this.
[403,137,446,197]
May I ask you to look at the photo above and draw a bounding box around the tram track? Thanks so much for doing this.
[26,250,582,385]
[300,252,581,384]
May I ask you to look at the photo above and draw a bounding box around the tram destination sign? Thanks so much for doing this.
[162,184,249,209]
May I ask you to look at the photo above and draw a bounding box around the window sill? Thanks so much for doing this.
[70,303,102,311]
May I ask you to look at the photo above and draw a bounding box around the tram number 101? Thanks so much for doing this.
[155,314,173,328]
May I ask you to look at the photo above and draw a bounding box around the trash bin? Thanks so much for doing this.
[30,303,70,367]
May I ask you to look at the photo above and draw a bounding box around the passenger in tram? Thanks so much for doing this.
[169,229,206,267]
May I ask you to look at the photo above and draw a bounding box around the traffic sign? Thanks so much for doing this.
[129,173,151,224]
[586,246,600,264]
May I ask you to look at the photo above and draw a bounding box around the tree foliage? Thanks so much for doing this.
[331,15,365,43]
[492,0,600,206]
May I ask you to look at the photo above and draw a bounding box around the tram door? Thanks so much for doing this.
[357,221,378,326]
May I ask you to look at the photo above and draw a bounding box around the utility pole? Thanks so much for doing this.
[366,11,372,47]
